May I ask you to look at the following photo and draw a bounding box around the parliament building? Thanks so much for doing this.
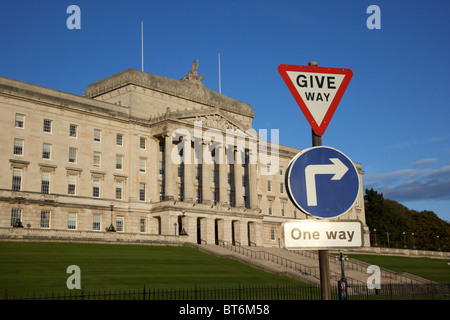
[0,63,369,247]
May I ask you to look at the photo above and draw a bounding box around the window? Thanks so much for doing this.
[15,114,24,128]
[92,177,100,198]
[267,180,271,192]
[211,169,216,183]
[69,147,77,163]
[116,133,123,146]
[227,172,232,185]
[271,228,275,241]
[159,162,165,175]
[94,129,101,142]
[159,184,165,201]
[268,200,272,215]
[68,212,77,230]
[69,124,78,137]
[266,164,271,174]
[178,186,184,202]
[159,142,164,153]
[116,155,123,170]
[139,158,146,173]
[93,151,101,167]
[41,171,50,194]
[14,138,23,156]
[42,143,52,159]
[228,192,233,206]
[68,174,76,195]
[294,209,297,219]
[93,214,101,231]
[280,183,284,194]
[12,168,22,191]
[179,165,184,179]
[196,188,202,204]
[116,216,124,232]
[280,166,283,176]
[195,166,200,180]
[10,208,22,227]
[281,202,285,216]
[213,189,217,205]
[140,218,146,233]
[43,119,52,133]
[139,182,146,201]
[115,180,123,200]
[140,137,146,149]
[40,210,50,228]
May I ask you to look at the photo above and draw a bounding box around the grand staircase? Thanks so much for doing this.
[186,242,435,286]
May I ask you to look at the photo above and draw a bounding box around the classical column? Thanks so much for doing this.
[249,150,258,209]
[183,137,194,202]
[164,132,175,200]
[201,142,211,205]
[219,145,228,205]
[234,147,243,207]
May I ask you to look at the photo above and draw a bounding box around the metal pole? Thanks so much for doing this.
[309,60,331,300]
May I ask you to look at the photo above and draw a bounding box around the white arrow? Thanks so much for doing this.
[304,158,348,206]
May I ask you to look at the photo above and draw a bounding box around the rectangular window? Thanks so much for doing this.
[68,174,76,195]
[266,164,271,174]
[271,228,275,241]
[195,166,200,180]
[10,208,22,227]
[40,210,50,229]
[196,188,202,204]
[69,124,78,137]
[178,186,184,202]
[116,155,123,170]
[268,200,272,215]
[14,138,24,155]
[140,218,146,233]
[140,137,146,149]
[280,166,283,175]
[227,172,232,185]
[115,180,123,200]
[116,133,123,146]
[116,216,124,232]
[41,171,50,194]
[139,182,146,201]
[69,147,77,163]
[159,142,164,153]
[281,202,285,216]
[139,158,146,173]
[93,214,101,231]
[228,192,233,206]
[92,177,100,198]
[68,212,77,230]
[280,183,284,194]
[42,143,51,159]
[267,180,271,192]
[159,184,165,201]
[12,168,22,191]
[94,129,101,142]
[15,114,24,128]
[43,119,52,133]
[93,151,101,167]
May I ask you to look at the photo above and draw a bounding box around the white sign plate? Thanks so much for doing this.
[283,220,364,250]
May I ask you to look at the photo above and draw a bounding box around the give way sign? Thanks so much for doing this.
[278,64,353,136]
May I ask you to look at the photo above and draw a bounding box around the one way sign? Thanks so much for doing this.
[278,64,353,136]
[285,146,360,219]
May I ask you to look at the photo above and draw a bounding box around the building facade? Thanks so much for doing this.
[0,64,369,247]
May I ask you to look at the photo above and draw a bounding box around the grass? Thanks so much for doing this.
[347,254,450,283]
[0,241,303,297]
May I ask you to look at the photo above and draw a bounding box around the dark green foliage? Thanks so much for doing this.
[364,188,450,251]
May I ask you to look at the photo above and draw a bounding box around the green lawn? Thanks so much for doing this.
[347,254,450,283]
[0,242,303,297]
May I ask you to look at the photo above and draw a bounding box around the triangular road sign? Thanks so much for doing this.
[278,64,353,136]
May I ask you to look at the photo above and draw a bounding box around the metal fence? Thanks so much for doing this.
[4,283,449,300]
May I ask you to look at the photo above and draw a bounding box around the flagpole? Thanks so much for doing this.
[141,20,144,72]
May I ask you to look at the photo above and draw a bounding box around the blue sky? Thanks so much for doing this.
[1,0,449,221]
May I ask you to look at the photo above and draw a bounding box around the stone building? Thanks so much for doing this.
[0,63,369,247]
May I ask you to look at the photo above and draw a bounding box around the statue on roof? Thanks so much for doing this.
[181,59,204,85]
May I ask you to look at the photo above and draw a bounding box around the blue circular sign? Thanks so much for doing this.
[286,146,360,219]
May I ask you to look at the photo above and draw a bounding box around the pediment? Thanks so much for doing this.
[175,109,248,132]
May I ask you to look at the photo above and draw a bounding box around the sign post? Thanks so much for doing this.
[279,61,355,300]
